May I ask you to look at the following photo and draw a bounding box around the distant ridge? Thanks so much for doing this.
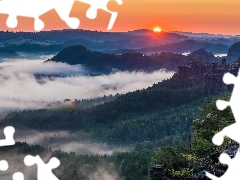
[0,47,19,58]
[227,41,240,61]
[139,39,229,54]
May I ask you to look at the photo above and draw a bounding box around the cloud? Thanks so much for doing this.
[49,142,127,155]
[0,58,174,112]
[0,58,87,75]
[0,99,49,113]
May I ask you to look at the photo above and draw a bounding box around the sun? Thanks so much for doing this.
[153,27,161,33]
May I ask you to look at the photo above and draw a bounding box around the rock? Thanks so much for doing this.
[149,164,169,180]
[177,58,240,94]
[227,41,240,61]
[188,48,217,62]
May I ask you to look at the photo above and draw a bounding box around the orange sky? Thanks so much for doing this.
[0,0,239,35]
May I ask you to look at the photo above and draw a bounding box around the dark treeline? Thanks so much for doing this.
[49,44,230,74]
[140,39,229,54]
[50,45,190,73]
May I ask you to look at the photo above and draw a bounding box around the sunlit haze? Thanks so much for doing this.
[0,0,239,35]
[153,27,161,33]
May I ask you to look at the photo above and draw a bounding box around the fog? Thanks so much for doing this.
[0,127,126,180]
[0,152,37,180]
[214,53,227,57]
[12,129,128,156]
[89,168,118,180]
[0,58,174,112]
[0,151,119,180]
[0,58,87,75]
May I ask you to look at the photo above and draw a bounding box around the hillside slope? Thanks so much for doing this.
[49,45,188,73]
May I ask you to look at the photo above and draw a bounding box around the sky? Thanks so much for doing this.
[0,0,239,35]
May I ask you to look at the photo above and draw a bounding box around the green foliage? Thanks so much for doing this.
[150,146,188,170]
[168,168,193,179]
[114,149,152,180]
[0,142,119,180]
[0,65,233,180]
[192,98,235,160]
[1,74,206,132]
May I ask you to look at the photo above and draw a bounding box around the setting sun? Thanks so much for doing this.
[153,27,161,33]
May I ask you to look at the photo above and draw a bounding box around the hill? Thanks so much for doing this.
[140,39,229,54]
[0,30,188,53]
[1,59,231,145]
[0,60,234,180]
[227,41,240,61]
[188,48,218,62]
[49,45,189,73]
[0,47,19,58]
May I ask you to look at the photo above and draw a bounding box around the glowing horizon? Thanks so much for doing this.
[0,0,239,35]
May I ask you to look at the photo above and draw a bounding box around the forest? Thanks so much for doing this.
[0,94,233,180]
[0,58,235,179]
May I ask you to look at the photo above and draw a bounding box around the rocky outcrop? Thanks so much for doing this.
[177,58,240,94]
[188,48,217,62]
[204,61,228,94]
[178,60,211,79]
[227,41,240,61]
[149,164,169,180]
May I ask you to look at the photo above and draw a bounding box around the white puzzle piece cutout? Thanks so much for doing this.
[77,0,123,30]
[0,126,60,179]
[0,160,8,171]
[24,155,60,180]
[207,70,240,179]
[0,0,123,31]
[0,0,79,31]
[0,126,15,146]
[212,72,240,145]
[206,151,240,180]
[12,172,24,180]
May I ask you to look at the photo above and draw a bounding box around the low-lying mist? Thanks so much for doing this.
[0,58,174,112]
[0,143,120,180]
[10,129,128,156]
[0,57,87,75]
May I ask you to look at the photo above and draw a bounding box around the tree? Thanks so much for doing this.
[192,99,235,162]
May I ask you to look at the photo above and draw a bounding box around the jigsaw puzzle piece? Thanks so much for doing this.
[54,0,80,29]
[0,160,8,171]
[223,71,240,116]
[24,155,60,180]
[0,0,47,30]
[213,70,240,146]
[212,123,240,146]
[205,172,220,180]
[0,0,79,31]
[13,172,24,180]
[206,151,240,180]
[216,100,230,111]
[223,73,236,85]
[34,19,45,32]
[77,0,122,30]
[0,126,15,146]
[6,16,18,28]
